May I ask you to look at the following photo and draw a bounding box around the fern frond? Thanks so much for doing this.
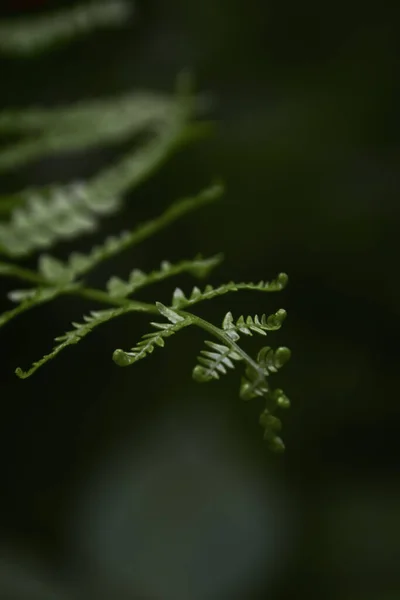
[15,302,146,379]
[0,99,197,236]
[0,183,121,257]
[106,254,223,298]
[171,273,288,309]
[0,92,171,135]
[221,309,287,340]
[192,340,242,382]
[0,93,178,173]
[237,347,291,451]
[113,302,192,366]
[188,318,291,450]
[0,0,133,57]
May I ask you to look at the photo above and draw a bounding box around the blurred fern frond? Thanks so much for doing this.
[0,5,292,448]
[0,0,134,56]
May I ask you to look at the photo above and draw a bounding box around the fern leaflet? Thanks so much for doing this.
[171,272,288,309]
[192,340,242,381]
[222,309,287,340]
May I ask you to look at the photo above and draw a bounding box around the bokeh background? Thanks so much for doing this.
[1,0,400,598]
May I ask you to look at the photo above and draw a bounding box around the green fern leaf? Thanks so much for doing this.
[15,303,141,379]
[256,345,292,374]
[106,254,223,298]
[0,93,182,174]
[171,273,288,309]
[222,309,287,340]
[192,340,242,382]
[0,92,172,137]
[113,302,192,366]
[0,1,133,57]
[0,182,121,257]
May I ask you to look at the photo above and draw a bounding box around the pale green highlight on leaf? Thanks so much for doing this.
[192,340,242,382]
[0,183,121,257]
[0,92,187,175]
[0,92,171,137]
[0,0,133,57]
[222,309,287,340]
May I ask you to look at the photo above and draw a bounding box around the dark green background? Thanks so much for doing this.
[1,1,399,598]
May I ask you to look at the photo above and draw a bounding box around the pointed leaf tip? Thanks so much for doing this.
[156,301,184,323]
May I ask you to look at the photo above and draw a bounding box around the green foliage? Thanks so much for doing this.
[0,1,133,56]
[192,340,243,381]
[0,183,223,330]
[0,6,292,449]
[170,273,288,309]
[113,303,193,367]
[222,309,287,340]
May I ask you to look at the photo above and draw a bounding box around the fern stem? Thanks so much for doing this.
[74,286,158,313]
[0,261,44,284]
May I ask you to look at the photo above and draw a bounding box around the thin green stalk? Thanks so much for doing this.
[74,286,157,313]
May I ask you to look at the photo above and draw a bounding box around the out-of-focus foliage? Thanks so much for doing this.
[0,0,133,56]
[0,1,290,448]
